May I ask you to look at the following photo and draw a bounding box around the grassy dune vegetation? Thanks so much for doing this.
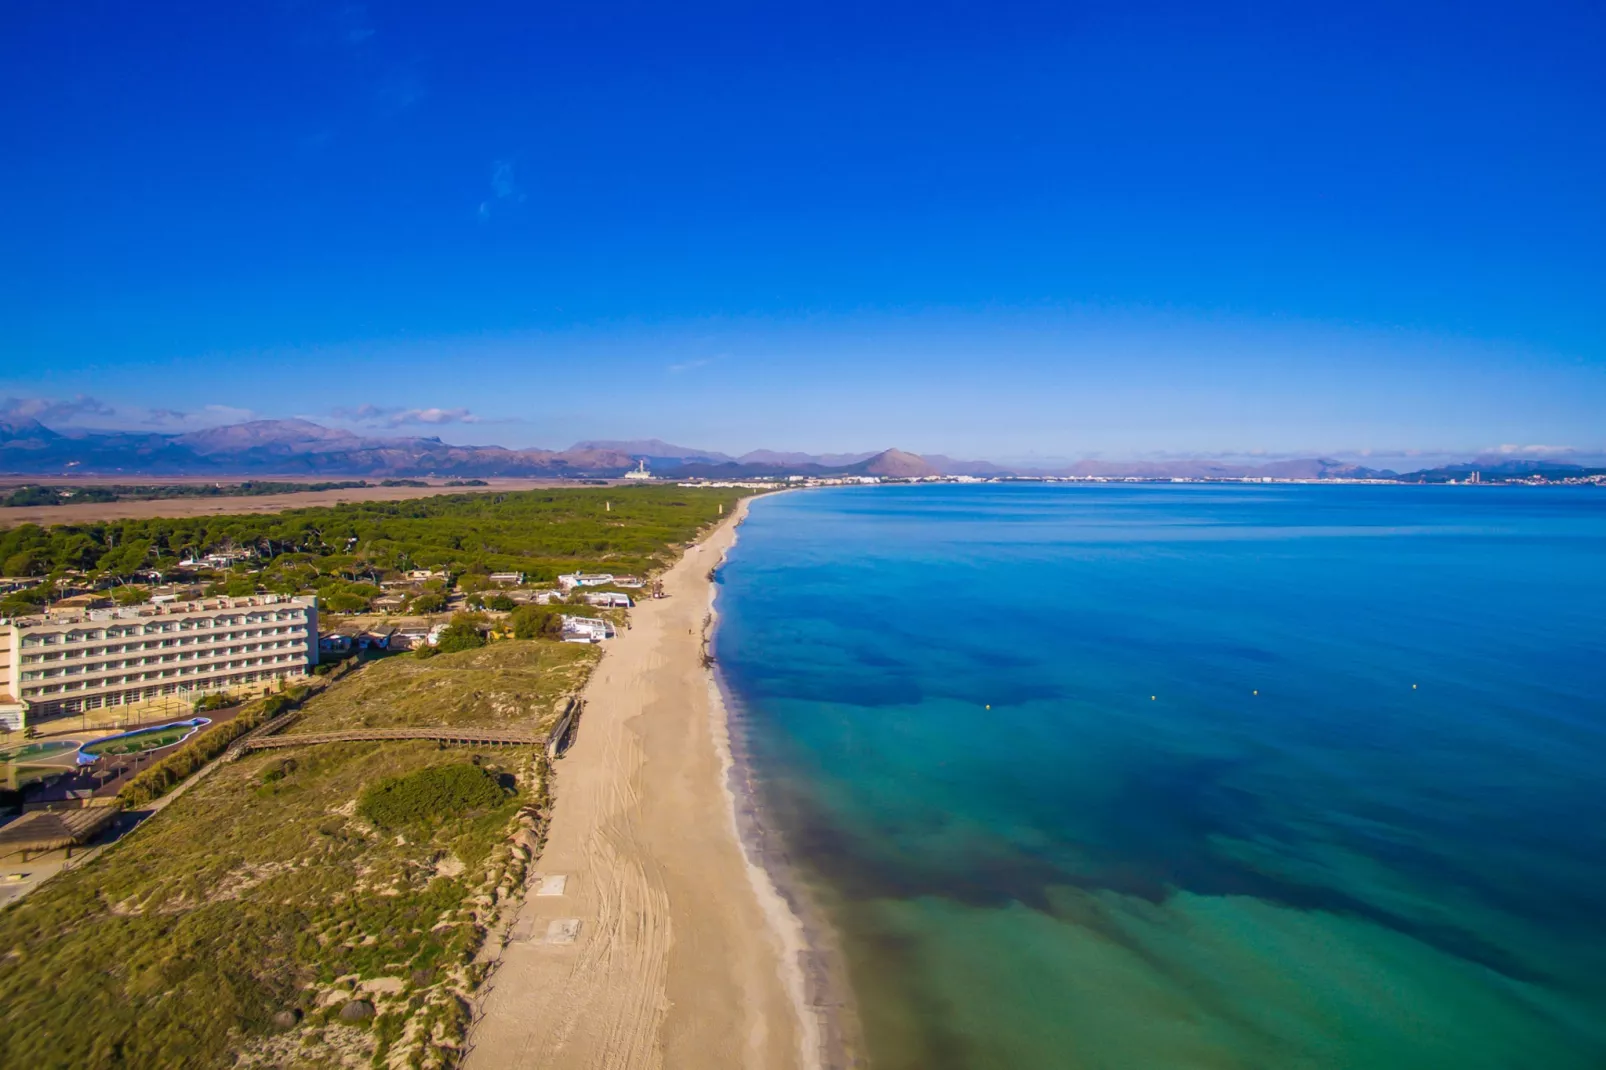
[0,643,581,1068]
[285,640,596,736]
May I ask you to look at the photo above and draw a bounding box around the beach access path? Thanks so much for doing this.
[466,499,810,1070]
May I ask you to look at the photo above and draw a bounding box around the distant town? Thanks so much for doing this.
[671,467,1606,490]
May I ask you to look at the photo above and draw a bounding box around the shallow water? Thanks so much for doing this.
[715,484,1606,1069]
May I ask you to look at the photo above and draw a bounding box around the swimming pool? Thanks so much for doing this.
[77,718,211,762]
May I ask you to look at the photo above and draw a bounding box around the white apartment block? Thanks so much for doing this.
[0,594,318,727]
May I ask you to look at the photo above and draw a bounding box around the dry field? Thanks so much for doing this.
[0,478,591,526]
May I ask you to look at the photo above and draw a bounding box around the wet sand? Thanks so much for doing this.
[466,499,816,1070]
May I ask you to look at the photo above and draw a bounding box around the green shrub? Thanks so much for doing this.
[434,620,485,654]
[411,592,447,614]
[509,604,565,640]
[356,763,505,828]
[323,591,370,613]
[259,757,298,784]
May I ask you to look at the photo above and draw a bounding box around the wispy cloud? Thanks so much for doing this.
[0,394,116,424]
[332,403,491,428]
[1489,443,1576,456]
[667,356,717,374]
[131,404,257,428]
[477,159,527,222]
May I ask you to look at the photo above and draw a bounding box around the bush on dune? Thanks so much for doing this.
[357,763,506,828]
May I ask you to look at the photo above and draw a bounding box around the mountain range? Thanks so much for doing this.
[0,417,1595,483]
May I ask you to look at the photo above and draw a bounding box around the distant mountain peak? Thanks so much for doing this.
[572,438,734,463]
[0,416,60,444]
[856,448,939,478]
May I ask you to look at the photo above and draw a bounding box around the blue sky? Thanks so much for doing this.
[3,1,1603,463]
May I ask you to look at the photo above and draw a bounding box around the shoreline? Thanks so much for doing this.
[712,659,865,1070]
[705,500,864,1070]
[465,496,826,1069]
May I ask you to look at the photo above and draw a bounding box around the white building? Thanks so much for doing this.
[622,459,653,480]
[0,594,318,726]
[557,572,615,592]
[581,591,633,608]
[560,615,615,643]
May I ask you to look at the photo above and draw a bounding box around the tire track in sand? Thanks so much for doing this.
[467,505,803,1070]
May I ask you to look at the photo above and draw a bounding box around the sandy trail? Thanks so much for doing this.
[467,501,810,1070]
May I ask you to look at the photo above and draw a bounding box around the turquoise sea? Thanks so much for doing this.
[714,484,1606,1070]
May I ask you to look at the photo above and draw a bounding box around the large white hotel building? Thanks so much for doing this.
[0,594,318,730]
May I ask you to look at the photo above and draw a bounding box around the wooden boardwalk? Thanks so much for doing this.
[236,727,545,753]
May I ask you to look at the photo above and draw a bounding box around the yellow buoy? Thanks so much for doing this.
[1151,695,1156,701]
[985,704,991,710]
[1412,684,1418,689]
[1253,690,1258,695]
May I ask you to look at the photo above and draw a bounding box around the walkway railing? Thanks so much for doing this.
[222,693,582,758]
[236,727,544,752]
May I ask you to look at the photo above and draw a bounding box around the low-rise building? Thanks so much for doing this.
[560,615,614,643]
[390,629,430,651]
[318,632,353,659]
[581,591,633,608]
[46,595,111,618]
[557,572,615,592]
[488,571,525,586]
[1,594,318,724]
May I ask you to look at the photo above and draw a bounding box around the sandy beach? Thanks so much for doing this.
[467,499,817,1070]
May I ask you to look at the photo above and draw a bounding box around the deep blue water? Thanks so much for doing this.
[715,484,1606,1069]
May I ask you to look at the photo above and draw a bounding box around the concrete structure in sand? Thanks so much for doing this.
[0,594,317,728]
